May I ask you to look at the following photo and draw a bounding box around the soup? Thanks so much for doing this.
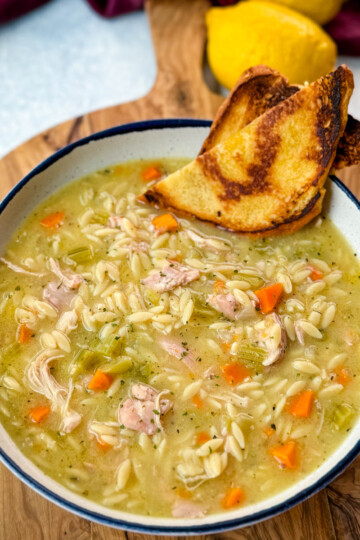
[0,158,359,518]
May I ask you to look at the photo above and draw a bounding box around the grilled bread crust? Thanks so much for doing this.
[333,115,360,169]
[199,65,298,155]
[200,65,359,170]
[144,66,353,237]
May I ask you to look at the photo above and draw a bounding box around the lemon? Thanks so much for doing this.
[252,0,344,25]
[206,1,337,89]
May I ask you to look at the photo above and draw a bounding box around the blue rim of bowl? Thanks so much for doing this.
[0,118,359,535]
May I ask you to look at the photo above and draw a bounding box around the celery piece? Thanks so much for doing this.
[235,273,264,288]
[101,357,133,374]
[94,334,123,357]
[237,345,266,363]
[70,349,99,376]
[331,402,355,431]
[67,246,93,265]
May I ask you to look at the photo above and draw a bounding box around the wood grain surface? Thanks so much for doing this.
[0,0,359,538]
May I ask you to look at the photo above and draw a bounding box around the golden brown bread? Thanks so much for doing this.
[200,65,360,170]
[333,115,360,169]
[199,65,298,155]
[143,66,353,237]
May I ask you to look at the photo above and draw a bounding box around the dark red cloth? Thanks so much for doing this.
[0,0,50,23]
[0,0,360,58]
[325,0,360,56]
[87,0,143,17]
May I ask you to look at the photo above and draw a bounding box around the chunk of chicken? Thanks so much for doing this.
[208,293,255,321]
[118,383,172,435]
[172,499,206,518]
[43,281,76,311]
[49,258,83,289]
[141,262,199,293]
[27,349,81,433]
[262,314,287,366]
[157,335,197,372]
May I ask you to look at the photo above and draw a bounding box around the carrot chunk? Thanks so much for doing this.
[152,213,178,234]
[192,394,203,409]
[29,405,50,424]
[335,367,352,386]
[17,324,32,344]
[288,390,314,418]
[255,283,284,313]
[88,370,113,391]
[40,211,64,229]
[214,280,226,294]
[195,432,211,445]
[221,363,251,385]
[270,441,298,469]
[141,165,162,181]
[222,487,245,509]
[309,267,323,281]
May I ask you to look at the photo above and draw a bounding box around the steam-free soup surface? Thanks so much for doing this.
[0,158,359,518]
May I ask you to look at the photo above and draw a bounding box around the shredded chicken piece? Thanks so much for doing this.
[0,257,46,277]
[263,314,287,366]
[49,258,83,289]
[172,499,206,518]
[118,383,172,435]
[157,335,197,372]
[27,349,81,433]
[43,281,76,311]
[208,293,255,321]
[141,262,199,293]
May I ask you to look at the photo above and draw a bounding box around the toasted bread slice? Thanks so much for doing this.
[201,65,360,170]
[143,66,353,237]
[333,115,360,169]
[199,65,298,155]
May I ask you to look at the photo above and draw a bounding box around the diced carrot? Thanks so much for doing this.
[177,487,192,499]
[288,390,314,418]
[222,487,245,509]
[255,283,284,314]
[88,370,113,391]
[97,437,112,452]
[270,441,298,469]
[214,280,226,294]
[29,405,50,424]
[335,367,352,386]
[221,363,251,385]
[192,394,203,409]
[264,426,275,437]
[309,267,323,281]
[40,211,64,229]
[195,432,211,445]
[152,213,178,234]
[141,165,162,182]
[17,324,32,344]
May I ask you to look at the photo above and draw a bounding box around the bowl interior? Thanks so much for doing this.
[0,120,359,534]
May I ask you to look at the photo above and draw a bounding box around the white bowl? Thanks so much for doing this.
[0,119,359,535]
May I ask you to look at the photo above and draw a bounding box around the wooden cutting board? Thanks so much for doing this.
[0,1,359,538]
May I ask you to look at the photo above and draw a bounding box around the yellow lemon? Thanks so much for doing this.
[252,0,344,25]
[206,1,337,89]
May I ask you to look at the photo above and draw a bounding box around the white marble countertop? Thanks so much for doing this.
[0,0,359,159]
